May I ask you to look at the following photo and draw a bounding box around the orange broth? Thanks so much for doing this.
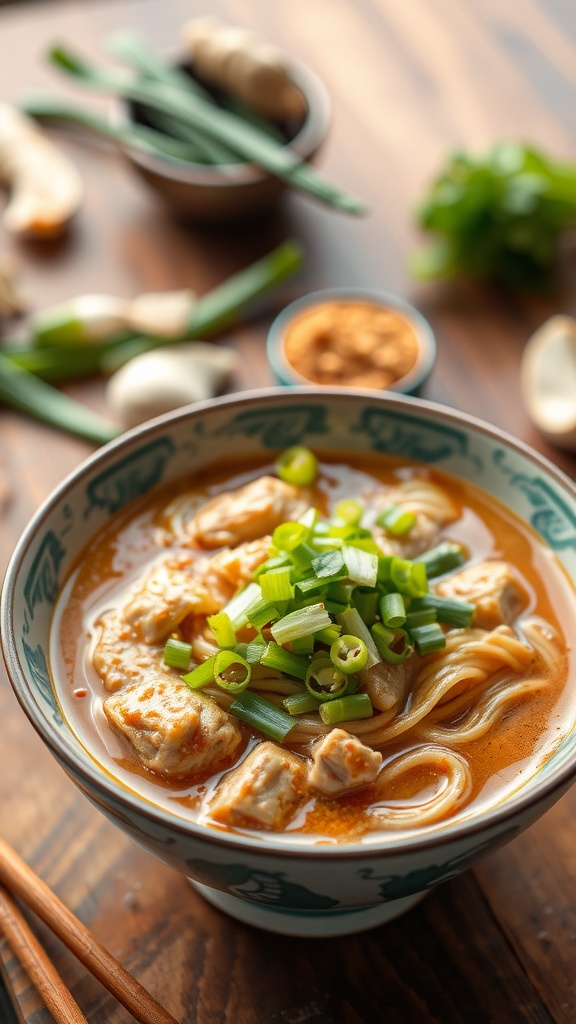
[49,455,576,845]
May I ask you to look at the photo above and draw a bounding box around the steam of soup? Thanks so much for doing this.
[50,451,576,845]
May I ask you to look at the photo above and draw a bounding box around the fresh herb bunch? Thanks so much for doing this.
[412,142,576,289]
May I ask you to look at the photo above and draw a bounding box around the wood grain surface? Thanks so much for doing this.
[0,1,576,1021]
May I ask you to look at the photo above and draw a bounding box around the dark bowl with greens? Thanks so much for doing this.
[114,57,332,222]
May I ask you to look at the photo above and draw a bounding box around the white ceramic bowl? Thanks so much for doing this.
[3,388,576,937]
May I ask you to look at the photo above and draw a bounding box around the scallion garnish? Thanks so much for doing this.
[376,503,417,536]
[410,594,475,628]
[410,622,447,656]
[259,566,294,603]
[332,499,364,526]
[318,693,373,726]
[271,603,332,645]
[245,639,266,663]
[229,691,295,742]
[221,581,262,631]
[275,446,319,485]
[247,598,280,631]
[311,549,345,579]
[418,542,466,578]
[379,592,407,629]
[337,607,381,668]
[283,692,322,716]
[182,654,217,689]
[405,607,437,630]
[213,650,252,693]
[163,638,193,670]
[207,611,236,649]
[260,642,309,681]
[272,521,309,552]
[343,545,379,588]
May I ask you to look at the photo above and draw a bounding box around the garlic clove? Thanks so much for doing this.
[106,341,237,429]
[127,289,197,338]
[520,314,576,450]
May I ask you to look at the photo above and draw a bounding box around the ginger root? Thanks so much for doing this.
[0,103,83,238]
[181,17,307,121]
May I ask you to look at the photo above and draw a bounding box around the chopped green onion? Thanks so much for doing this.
[260,642,310,681]
[383,557,428,598]
[221,582,262,631]
[290,542,318,570]
[350,585,377,622]
[296,570,347,594]
[275,446,318,485]
[319,693,373,726]
[376,503,417,536]
[379,592,407,628]
[245,639,266,663]
[283,692,322,715]
[271,603,332,644]
[371,623,413,664]
[332,499,364,526]
[254,554,291,577]
[337,607,381,668]
[259,566,295,603]
[163,638,193,670]
[207,611,236,649]
[272,521,309,552]
[305,657,348,700]
[343,545,378,587]
[214,650,251,693]
[326,582,355,604]
[311,549,345,579]
[410,623,447,656]
[311,535,344,551]
[229,691,295,742]
[290,634,316,655]
[411,594,475,628]
[247,599,280,631]
[314,624,342,646]
[405,607,437,630]
[418,542,466,578]
[182,654,217,689]
[330,635,368,675]
[298,507,319,531]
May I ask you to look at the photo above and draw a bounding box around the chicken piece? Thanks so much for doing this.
[309,729,382,796]
[435,560,528,630]
[359,656,418,712]
[373,478,459,559]
[209,741,308,830]
[188,475,308,549]
[92,610,167,692]
[123,538,270,645]
[103,673,242,779]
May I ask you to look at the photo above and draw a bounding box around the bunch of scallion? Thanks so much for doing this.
[0,239,303,445]
[21,30,367,216]
[412,141,576,290]
[162,446,474,742]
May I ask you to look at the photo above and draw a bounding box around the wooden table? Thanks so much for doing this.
[1,1,576,1021]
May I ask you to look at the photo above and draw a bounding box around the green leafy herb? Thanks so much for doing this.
[412,142,576,289]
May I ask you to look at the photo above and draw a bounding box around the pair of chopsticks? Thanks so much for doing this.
[0,835,178,1024]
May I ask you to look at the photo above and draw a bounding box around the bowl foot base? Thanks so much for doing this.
[189,880,426,936]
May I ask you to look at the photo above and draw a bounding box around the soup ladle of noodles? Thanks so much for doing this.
[50,448,575,844]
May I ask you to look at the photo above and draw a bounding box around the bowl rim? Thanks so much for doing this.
[266,288,437,394]
[3,385,576,862]
[112,56,332,188]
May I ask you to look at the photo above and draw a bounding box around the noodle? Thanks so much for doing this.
[368,746,472,828]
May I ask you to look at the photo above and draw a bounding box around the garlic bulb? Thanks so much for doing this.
[106,342,237,428]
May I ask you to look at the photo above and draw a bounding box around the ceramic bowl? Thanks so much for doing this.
[114,59,331,223]
[266,289,437,396]
[3,388,576,937]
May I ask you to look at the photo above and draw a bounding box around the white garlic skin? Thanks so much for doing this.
[106,342,237,429]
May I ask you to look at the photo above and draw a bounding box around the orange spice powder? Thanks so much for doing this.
[282,300,420,389]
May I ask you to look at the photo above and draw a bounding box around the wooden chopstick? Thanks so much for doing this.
[0,836,178,1024]
[0,884,89,1024]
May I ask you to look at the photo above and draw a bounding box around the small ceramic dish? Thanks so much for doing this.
[113,59,331,222]
[3,388,576,938]
[266,289,437,395]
